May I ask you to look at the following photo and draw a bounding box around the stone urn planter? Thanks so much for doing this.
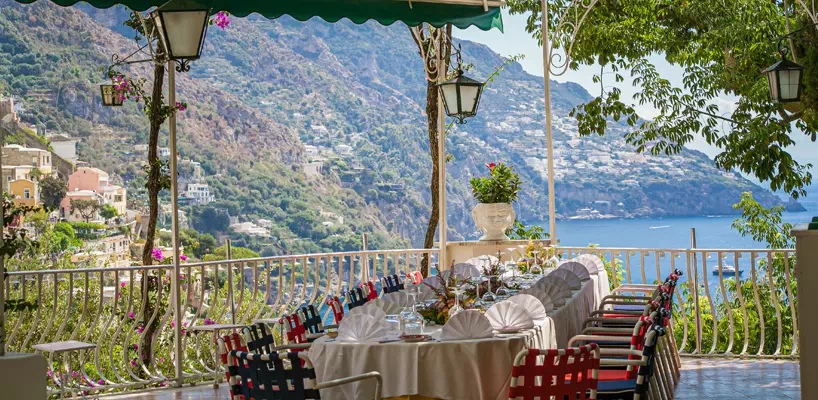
[472,203,515,241]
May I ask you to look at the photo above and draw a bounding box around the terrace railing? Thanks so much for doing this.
[557,246,798,359]
[3,244,799,396]
[3,248,438,396]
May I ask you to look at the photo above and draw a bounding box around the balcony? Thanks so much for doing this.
[3,245,800,398]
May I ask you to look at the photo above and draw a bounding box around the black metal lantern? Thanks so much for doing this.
[763,50,805,104]
[437,45,484,124]
[100,83,123,107]
[437,70,485,124]
[151,0,210,60]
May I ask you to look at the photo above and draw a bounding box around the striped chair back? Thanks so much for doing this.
[280,314,309,345]
[509,343,600,400]
[228,350,321,400]
[244,322,277,355]
[299,305,324,335]
[326,295,344,324]
[346,287,368,311]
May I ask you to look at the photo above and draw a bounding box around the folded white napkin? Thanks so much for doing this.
[486,301,535,331]
[383,291,410,308]
[367,298,402,315]
[337,314,387,342]
[346,302,389,321]
[506,294,548,324]
[440,310,494,341]
[453,263,481,279]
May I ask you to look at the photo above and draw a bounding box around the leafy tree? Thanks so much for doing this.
[70,199,100,223]
[196,233,217,258]
[38,175,67,209]
[506,0,815,197]
[505,219,548,240]
[100,204,118,223]
[203,245,260,261]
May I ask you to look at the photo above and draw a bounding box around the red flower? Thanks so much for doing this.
[486,162,496,170]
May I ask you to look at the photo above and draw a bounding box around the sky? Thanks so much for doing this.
[454,10,818,191]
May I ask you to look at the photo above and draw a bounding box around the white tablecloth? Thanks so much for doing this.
[590,272,612,310]
[549,279,596,348]
[310,320,558,400]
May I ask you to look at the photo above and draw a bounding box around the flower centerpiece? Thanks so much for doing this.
[417,272,474,325]
[470,162,521,240]
[515,241,557,274]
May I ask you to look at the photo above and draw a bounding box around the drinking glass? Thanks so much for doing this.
[530,250,543,275]
[385,315,401,336]
[448,286,464,318]
[400,308,425,336]
[481,275,496,303]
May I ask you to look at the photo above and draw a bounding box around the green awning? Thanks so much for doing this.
[16,0,504,31]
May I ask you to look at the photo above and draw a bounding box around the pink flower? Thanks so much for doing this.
[180,255,187,262]
[212,11,230,29]
[116,292,121,299]
[161,382,168,387]
[132,344,139,350]
[71,371,79,378]
[170,321,175,327]
[175,102,186,111]
[137,325,144,333]
[151,248,164,262]
[120,282,126,288]
[128,312,135,319]
[47,371,52,377]
[159,357,165,363]
[97,379,105,385]
[130,360,137,367]
[486,162,496,170]
[204,319,215,325]
[181,329,187,335]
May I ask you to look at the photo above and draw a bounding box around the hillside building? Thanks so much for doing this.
[60,167,128,220]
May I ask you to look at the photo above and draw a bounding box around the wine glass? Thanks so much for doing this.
[448,285,464,318]
[530,250,543,275]
[481,274,496,303]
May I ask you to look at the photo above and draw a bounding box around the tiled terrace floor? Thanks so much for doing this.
[101,358,801,399]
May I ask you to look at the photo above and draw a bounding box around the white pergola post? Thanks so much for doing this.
[437,45,448,271]
[168,62,184,387]
[542,0,558,245]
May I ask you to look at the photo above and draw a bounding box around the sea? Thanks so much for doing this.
[536,195,818,287]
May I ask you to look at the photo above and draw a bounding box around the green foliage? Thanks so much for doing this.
[469,162,521,204]
[100,204,118,221]
[70,199,100,223]
[69,221,106,239]
[203,244,260,261]
[38,176,67,209]
[731,192,793,249]
[505,219,548,240]
[506,0,815,198]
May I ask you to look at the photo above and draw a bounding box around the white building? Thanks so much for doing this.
[186,183,215,205]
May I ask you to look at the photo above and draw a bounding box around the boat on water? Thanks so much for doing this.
[712,265,743,276]
[649,225,671,229]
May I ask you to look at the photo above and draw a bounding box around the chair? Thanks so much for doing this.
[508,343,600,400]
[325,295,344,329]
[594,326,667,400]
[228,350,383,400]
[346,287,368,310]
[381,274,404,294]
[361,281,379,300]
[406,271,423,285]
[218,333,250,400]
[299,305,324,336]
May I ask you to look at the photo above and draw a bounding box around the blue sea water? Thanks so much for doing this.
[536,197,818,286]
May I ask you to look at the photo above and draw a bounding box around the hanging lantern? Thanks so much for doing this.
[151,0,211,60]
[437,44,485,124]
[437,70,485,124]
[99,83,123,107]
[763,52,805,104]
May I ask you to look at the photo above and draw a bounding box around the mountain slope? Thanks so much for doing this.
[1,1,784,251]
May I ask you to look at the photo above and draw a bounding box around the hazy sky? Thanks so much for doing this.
[454,10,818,188]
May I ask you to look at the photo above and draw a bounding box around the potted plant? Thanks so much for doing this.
[469,162,521,240]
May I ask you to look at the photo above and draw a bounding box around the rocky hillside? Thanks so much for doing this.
[1,0,786,250]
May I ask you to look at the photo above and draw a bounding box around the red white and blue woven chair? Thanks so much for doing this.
[325,295,344,330]
[406,271,423,285]
[298,305,324,336]
[508,343,600,400]
[380,274,404,294]
[361,280,379,301]
[228,350,382,400]
[218,333,251,399]
[593,325,667,400]
[345,287,368,311]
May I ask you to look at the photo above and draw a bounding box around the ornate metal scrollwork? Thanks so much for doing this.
[175,59,191,73]
[548,0,600,77]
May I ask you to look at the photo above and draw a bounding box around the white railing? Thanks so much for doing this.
[557,246,798,359]
[3,248,438,396]
[3,244,799,397]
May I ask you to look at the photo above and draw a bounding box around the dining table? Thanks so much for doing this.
[309,279,597,399]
